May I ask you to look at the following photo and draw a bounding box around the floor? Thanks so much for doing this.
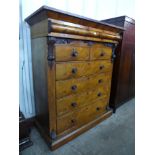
[21,98,135,155]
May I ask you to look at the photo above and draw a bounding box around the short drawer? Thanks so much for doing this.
[56,60,112,80]
[56,72,112,99]
[90,44,112,60]
[56,86,110,116]
[57,98,107,134]
[55,44,89,61]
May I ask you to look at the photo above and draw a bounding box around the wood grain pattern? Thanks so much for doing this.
[56,72,112,99]
[30,17,121,42]
[56,60,112,80]
[49,32,119,43]
[49,19,120,36]
[56,86,110,116]
[57,98,108,134]
[90,44,112,60]
[50,23,121,40]
[55,43,89,61]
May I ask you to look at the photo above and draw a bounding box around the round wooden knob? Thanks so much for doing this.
[71,49,78,57]
[97,92,102,97]
[72,68,78,74]
[96,107,100,111]
[99,65,104,70]
[98,79,103,83]
[71,102,77,107]
[71,119,76,124]
[100,52,104,57]
[71,85,77,91]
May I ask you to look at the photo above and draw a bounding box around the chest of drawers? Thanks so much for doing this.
[25,6,123,150]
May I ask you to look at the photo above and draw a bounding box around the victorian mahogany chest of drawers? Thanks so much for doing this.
[102,16,135,112]
[25,6,123,150]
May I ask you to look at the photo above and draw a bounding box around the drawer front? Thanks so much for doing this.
[56,60,112,80]
[57,98,107,134]
[55,44,89,61]
[56,72,112,99]
[57,86,110,116]
[90,45,112,60]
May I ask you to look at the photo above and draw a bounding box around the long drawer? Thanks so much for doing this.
[57,98,107,134]
[57,86,110,116]
[56,60,112,80]
[56,72,112,99]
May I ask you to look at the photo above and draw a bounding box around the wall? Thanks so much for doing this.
[19,0,135,118]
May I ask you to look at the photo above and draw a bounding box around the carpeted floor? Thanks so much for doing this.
[21,98,135,155]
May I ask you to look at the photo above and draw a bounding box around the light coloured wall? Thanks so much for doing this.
[19,0,134,118]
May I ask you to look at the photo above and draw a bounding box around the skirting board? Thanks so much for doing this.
[35,110,112,150]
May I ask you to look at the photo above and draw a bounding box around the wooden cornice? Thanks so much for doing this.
[26,6,123,43]
[25,5,124,33]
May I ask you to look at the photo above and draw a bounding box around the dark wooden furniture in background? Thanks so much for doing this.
[101,16,135,112]
[25,6,123,150]
[19,111,33,151]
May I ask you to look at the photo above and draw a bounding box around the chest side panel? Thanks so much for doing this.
[31,37,49,132]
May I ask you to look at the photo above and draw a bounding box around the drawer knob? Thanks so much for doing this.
[100,52,105,57]
[71,49,78,57]
[71,102,77,107]
[72,68,78,74]
[97,92,102,97]
[71,85,77,91]
[98,79,103,83]
[96,107,100,111]
[99,65,104,70]
[71,119,76,125]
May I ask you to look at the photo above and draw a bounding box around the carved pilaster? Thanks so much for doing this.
[47,37,56,68]
[111,43,117,63]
